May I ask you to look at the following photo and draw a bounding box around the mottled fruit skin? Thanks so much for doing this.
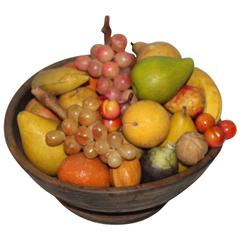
[131,56,194,104]
[58,153,110,188]
[165,85,205,117]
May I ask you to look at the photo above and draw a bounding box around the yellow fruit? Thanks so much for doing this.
[32,67,89,95]
[161,107,197,146]
[122,100,170,148]
[17,111,66,176]
[187,67,222,122]
[59,87,98,109]
[132,41,181,61]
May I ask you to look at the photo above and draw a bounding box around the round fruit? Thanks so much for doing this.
[79,108,99,126]
[83,142,98,159]
[113,73,131,91]
[75,55,92,71]
[90,44,103,58]
[204,126,225,148]
[107,132,123,148]
[96,77,113,95]
[61,118,78,135]
[64,136,81,155]
[195,113,215,133]
[103,118,122,132]
[122,100,170,148]
[218,120,237,140]
[91,121,108,140]
[66,104,83,122]
[57,153,110,187]
[83,96,100,111]
[87,59,103,77]
[95,45,114,63]
[104,86,120,101]
[94,139,110,155]
[117,143,137,160]
[114,52,134,68]
[102,62,120,79]
[110,34,127,52]
[46,130,65,146]
[75,126,92,145]
[106,149,123,168]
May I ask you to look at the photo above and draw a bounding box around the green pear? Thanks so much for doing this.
[17,111,66,176]
[131,56,194,103]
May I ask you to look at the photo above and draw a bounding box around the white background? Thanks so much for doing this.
[1,0,239,239]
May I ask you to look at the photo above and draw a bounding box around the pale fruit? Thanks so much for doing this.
[122,100,170,148]
[17,111,66,176]
[59,87,98,109]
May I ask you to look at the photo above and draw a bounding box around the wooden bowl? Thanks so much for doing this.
[4,57,221,224]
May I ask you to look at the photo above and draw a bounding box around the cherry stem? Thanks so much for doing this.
[101,15,112,44]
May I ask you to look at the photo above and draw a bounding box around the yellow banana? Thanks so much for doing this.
[161,107,197,146]
[187,68,222,122]
[32,66,89,95]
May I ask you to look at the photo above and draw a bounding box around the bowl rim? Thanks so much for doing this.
[4,57,222,194]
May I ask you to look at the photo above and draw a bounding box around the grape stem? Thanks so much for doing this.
[101,15,112,44]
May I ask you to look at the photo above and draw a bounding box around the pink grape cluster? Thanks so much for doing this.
[74,34,136,107]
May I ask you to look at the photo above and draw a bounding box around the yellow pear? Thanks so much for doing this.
[132,41,181,61]
[161,107,197,146]
[17,111,66,176]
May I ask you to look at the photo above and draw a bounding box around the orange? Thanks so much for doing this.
[57,153,110,188]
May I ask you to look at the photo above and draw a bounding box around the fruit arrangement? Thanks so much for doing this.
[17,16,237,188]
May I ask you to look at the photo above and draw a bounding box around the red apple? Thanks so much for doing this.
[100,99,121,120]
[103,118,122,132]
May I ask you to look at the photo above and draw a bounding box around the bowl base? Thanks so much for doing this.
[57,198,166,224]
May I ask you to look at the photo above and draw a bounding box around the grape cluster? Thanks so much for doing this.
[45,96,137,168]
[74,34,137,114]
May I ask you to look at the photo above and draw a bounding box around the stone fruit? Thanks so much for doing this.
[187,67,222,122]
[25,98,60,123]
[176,132,208,166]
[131,56,194,104]
[161,107,197,146]
[164,85,205,117]
[59,87,97,109]
[17,111,66,176]
[132,41,181,61]
[140,144,178,183]
[100,99,120,120]
[31,67,89,95]
[57,153,110,187]
[110,158,141,187]
[122,100,170,148]
[103,117,122,132]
